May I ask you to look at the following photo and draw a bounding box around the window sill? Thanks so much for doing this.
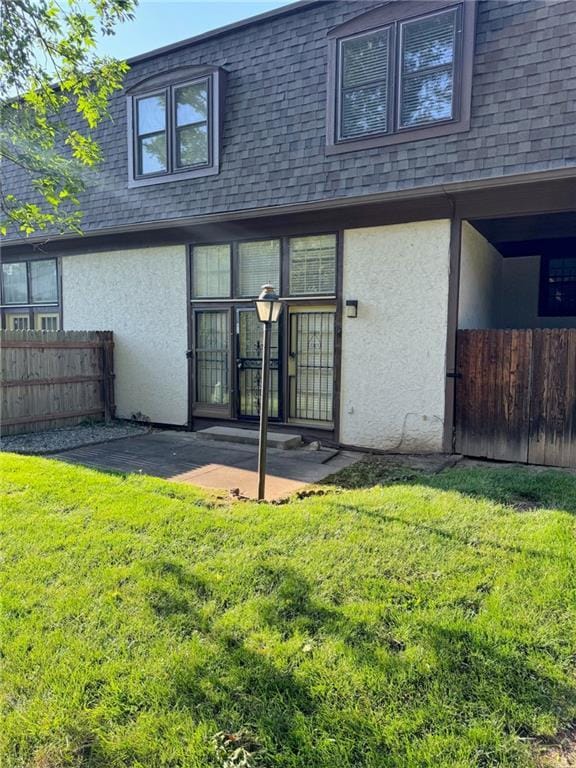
[326,118,470,156]
[128,164,219,188]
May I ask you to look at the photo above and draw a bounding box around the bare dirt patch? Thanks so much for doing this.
[537,727,576,767]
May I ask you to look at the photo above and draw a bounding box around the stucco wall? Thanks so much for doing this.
[62,246,188,425]
[458,222,502,329]
[340,221,451,452]
[501,255,576,329]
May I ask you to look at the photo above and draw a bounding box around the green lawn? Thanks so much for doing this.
[1,453,575,768]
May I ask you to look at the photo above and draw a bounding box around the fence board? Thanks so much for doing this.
[455,329,532,463]
[528,329,576,468]
[455,328,575,468]
[1,330,114,435]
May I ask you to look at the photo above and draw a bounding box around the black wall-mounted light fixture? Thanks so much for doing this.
[345,299,358,318]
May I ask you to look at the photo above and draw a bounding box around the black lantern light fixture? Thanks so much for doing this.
[255,284,283,324]
[255,284,283,500]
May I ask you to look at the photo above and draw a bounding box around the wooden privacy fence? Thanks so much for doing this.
[1,330,114,436]
[455,329,576,468]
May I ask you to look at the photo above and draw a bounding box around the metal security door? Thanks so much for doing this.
[289,307,335,426]
[236,308,281,420]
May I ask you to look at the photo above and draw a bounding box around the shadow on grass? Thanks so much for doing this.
[331,504,567,562]
[323,457,576,514]
[142,558,576,766]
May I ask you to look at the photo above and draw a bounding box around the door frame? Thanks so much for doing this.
[187,232,343,438]
[286,303,337,428]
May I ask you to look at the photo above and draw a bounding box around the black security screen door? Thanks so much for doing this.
[289,308,335,425]
[236,308,281,420]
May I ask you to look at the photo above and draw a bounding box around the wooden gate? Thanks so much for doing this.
[455,329,576,468]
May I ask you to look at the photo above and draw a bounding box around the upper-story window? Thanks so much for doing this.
[327,1,476,154]
[128,67,225,187]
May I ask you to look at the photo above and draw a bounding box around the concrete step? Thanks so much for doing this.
[196,426,302,450]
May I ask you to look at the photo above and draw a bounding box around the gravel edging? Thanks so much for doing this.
[1,423,151,455]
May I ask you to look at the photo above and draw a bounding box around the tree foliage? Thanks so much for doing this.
[1,0,136,236]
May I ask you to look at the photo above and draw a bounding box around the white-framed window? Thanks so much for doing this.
[35,313,60,331]
[6,313,30,330]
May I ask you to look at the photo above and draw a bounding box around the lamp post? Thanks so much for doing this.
[254,284,283,500]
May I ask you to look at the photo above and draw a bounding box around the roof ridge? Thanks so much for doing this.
[127,0,327,65]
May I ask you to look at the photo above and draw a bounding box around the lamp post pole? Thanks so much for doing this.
[257,319,272,501]
[255,284,282,502]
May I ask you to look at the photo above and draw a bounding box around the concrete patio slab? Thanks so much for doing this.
[53,429,361,500]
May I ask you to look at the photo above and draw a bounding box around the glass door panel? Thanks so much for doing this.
[237,308,281,419]
[289,307,335,425]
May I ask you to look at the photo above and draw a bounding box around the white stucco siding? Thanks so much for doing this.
[458,221,503,329]
[62,246,188,425]
[340,221,451,452]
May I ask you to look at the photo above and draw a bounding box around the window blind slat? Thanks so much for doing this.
[342,29,390,88]
[400,69,454,127]
[340,29,389,139]
[289,235,337,295]
[238,240,281,297]
[399,9,457,128]
[342,84,388,138]
[402,10,457,73]
[193,245,231,298]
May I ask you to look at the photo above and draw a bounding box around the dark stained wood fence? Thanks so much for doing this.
[1,330,114,436]
[455,329,576,468]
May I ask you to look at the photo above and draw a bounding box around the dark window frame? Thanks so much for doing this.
[1,257,59,307]
[190,233,339,302]
[134,88,169,178]
[191,242,233,300]
[337,24,395,142]
[539,253,576,318]
[127,66,225,188]
[0,256,62,330]
[188,231,342,426]
[326,0,477,155]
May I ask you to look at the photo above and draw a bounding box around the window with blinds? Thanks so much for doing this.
[399,8,458,128]
[237,240,281,297]
[289,235,337,295]
[333,3,466,145]
[192,244,231,298]
[339,28,391,139]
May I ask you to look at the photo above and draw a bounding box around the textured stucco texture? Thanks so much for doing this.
[62,246,188,425]
[340,221,451,452]
[459,221,502,329]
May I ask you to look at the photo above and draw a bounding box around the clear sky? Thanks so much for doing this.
[96,0,294,60]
